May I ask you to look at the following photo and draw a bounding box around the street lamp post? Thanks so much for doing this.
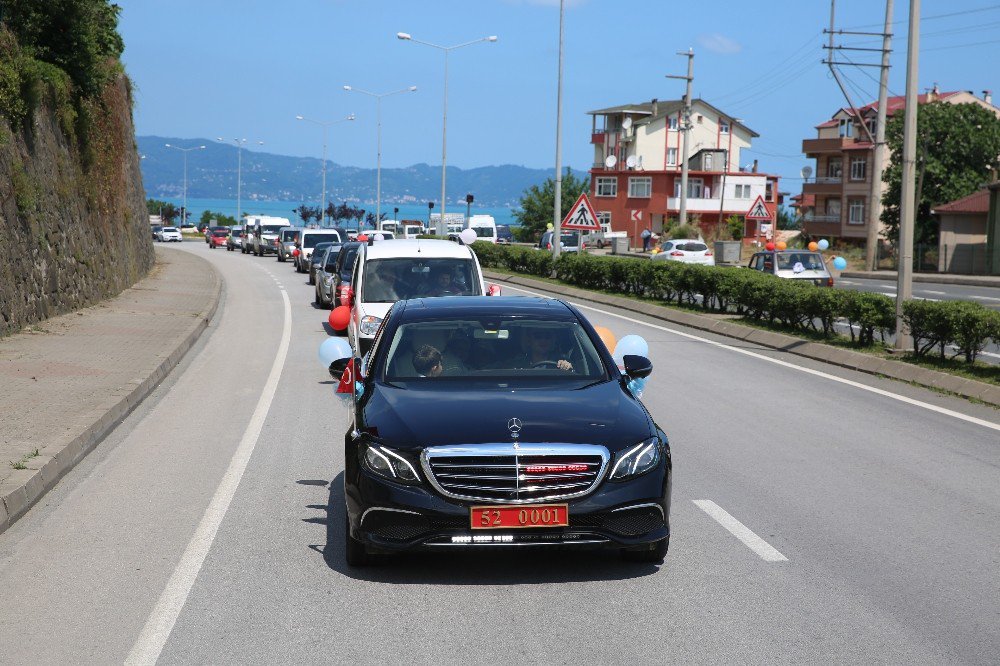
[343,85,416,229]
[295,114,355,225]
[164,143,205,226]
[216,138,264,223]
[397,31,497,235]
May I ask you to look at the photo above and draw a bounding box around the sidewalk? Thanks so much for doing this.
[485,270,1000,408]
[839,270,1000,288]
[0,246,221,534]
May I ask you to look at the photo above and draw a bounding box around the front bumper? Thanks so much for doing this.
[346,459,671,553]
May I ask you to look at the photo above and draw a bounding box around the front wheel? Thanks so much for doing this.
[621,536,668,564]
[345,511,371,567]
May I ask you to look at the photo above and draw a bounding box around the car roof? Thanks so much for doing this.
[363,238,475,260]
[398,296,575,321]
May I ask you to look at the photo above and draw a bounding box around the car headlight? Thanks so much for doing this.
[323,275,334,286]
[608,437,660,481]
[364,445,420,484]
[360,315,382,336]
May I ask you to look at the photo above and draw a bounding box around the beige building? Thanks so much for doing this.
[800,87,999,240]
[932,189,990,274]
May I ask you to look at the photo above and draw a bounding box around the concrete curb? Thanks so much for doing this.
[0,253,223,536]
[486,270,1000,408]
[839,270,1000,288]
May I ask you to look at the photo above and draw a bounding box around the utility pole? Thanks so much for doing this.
[866,0,894,271]
[552,0,565,261]
[667,49,694,225]
[894,0,919,351]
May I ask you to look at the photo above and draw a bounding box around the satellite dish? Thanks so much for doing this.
[800,165,813,180]
[622,117,633,130]
[605,155,618,168]
[626,155,638,169]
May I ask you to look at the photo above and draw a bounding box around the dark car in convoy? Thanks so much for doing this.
[331,241,362,309]
[308,241,339,286]
[340,296,669,566]
[495,224,514,244]
[314,244,343,308]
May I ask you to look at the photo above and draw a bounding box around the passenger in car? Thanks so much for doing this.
[412,345,443,377]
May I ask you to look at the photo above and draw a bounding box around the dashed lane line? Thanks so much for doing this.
[693,500,788,562]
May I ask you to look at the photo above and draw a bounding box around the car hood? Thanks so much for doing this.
[361,379,652,453]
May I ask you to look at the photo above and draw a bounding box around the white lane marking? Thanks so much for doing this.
[924,290,947,295]
[972,295,1000,302]
[504,284,1000,432]
[125,289,293,665]
[693,500,788,562]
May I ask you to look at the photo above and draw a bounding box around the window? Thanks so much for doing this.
[848,198,865,225]
[628,177,652,198]
[666,147,678,166]
[850,156,867,181]
[720,119,730,134]
[866,118,876,137]
[696,114,703,124]
[825,198,841,219]
[595,177,618,197]
[827,158,843,179]
[765,181,774,202]
[838,118,851,138]
[704,153,713,170]
[673,177,703,198]
[734,184,751,198]
[668,116,678,131]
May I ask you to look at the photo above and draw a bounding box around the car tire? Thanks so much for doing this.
[621,536,669,564]
[345,511,371,567]
[308,272,315,286]
[278,254,285,262]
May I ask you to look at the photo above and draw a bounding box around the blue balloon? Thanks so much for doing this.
[833,256,848,270]
[817,239,830,251]
[613,335,649,366]
[319,337,353,368]
[626,377,647,399]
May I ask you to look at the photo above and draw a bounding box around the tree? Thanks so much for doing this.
[154,202,178,223]
[514,168,588,241]
[199,210,237,229]
[146,198,169,217]
[293,204,321,224]
[881,102,1000,245]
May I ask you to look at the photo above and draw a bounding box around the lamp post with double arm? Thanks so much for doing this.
[164,143,205,227]
[295,114,355,225]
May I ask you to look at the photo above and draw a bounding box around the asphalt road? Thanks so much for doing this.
[1,242,998,664]
[836,276,1000,310]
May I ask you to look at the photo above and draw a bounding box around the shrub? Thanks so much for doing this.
[842,291,895,346]
[902,300,954,358]
[948,302,999,364]
[799,287,847,337]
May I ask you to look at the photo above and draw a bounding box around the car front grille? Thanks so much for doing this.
[421,443,609,503]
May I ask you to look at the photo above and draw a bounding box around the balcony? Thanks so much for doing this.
[666,195,731,212]
[802,137,861,155]
[591,132,606,144]
[802,213,841,223]
[802,176,843,195]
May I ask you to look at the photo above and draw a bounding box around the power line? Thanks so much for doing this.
[840,3,1000,30]
[923,36,1000,51]
[711,31,824,104]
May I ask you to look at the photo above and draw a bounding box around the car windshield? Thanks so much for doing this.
[678,242,707,252]
[339,246,360,279]
[281,230,299,241]
[324,249,341,269]
[304,233,339,248]
[261,225,285,234]
[231,229,243,237]
[163,227,177,232]
[311,242,334,260]
[382,318,608,383]
[212,230,228,236]
[473,227,494,238]
[776,252,825,271]
[362,258,480,303]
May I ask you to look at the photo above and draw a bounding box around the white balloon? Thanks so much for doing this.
[319,337,353,367]
[459,228,477,245]
[615,334,649,359]
[373,233,385,241]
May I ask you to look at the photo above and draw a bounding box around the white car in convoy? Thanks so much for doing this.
[650,239,715,266]
[346,238,499,356]
[295,229,344,273]
[156,226,182,242]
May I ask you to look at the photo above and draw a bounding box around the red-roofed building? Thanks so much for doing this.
[800,87,999,241]
[932,188,992,273]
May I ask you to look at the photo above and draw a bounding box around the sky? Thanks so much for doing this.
[117,0,1000,194]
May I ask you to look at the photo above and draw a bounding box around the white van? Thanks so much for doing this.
[403,223,423,240]
[243,215,291,256]
[295,229,343,273]
[378,220,400,235]
[468,214,497,244]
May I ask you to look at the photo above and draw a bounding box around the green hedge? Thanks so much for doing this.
[472,244,1000,361]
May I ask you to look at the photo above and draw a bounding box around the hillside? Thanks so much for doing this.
[138,136,586,208]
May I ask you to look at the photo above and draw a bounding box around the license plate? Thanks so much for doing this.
[470,504,569,529]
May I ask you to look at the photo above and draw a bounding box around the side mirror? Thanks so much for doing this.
[346,287,355,307]
[622,354,652,379]
[329,357,351,379]
[487,283,501,297]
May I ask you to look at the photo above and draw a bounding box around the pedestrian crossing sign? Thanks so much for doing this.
[561,193,602,231]
[746,195,771,220]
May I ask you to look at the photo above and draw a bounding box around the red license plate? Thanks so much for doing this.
[470,504,569,529]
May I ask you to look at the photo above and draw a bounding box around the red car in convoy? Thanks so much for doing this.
[208,228,230,249]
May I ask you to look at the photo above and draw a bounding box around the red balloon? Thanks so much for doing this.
[765,242,776,251]
[328,306,351,331]
[292,248,300,257]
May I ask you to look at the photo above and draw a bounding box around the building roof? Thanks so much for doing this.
[932,188,990,215]
[789,193,815,209]
[587,98,759,137]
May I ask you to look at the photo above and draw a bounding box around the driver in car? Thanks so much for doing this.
[510,327,574,372]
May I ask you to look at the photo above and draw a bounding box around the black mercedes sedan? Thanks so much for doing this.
[340,296,670,566]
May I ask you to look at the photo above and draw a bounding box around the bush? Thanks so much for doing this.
[948,302,1000,364]
[842,291,895,346]
[902,301,954,358]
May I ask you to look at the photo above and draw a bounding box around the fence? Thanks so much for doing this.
[877,243,995,275]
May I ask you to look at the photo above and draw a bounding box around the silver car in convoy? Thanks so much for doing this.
[276,227,301,262]
[746,250,834,287]
[313,244,343,308]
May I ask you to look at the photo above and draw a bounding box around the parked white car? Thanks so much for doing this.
[650,239,715,266]
[156,226,182,242]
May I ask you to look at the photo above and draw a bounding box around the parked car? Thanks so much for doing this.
[650,240,715,266]
[308,241,340,285]
[295,229,344,273]
[331,241,363,315]
[339,296,669,566]
[226,227,243,251]
[314,244,343,308]
[249,218,291,257]
[151,225,163,239]
[276,227,301,262]
[346,238,497,356]
[496,224,514,244]
[746,250,834,286]
[208,228,230,249]
[156,226,182,242]
[537,230,581,253]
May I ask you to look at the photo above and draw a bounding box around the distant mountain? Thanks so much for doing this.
[138,136,585,208]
